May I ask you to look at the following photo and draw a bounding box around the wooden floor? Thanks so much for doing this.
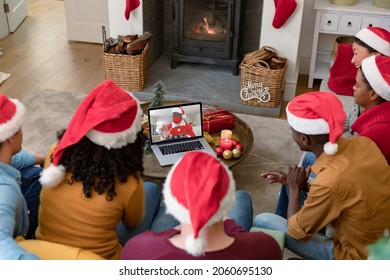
[0,0,319,118]
[0,0,104,101]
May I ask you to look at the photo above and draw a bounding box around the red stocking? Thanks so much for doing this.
[272,0,297,29]
[124,0,141,20]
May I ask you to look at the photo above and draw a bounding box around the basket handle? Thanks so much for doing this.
[260,45,278,56]
[247,59,270,70]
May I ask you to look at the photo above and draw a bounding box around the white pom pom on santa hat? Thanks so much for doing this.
[185,235,207,257]
[39,164,66,188]
[324,142,339,155]
[286,91,346,155]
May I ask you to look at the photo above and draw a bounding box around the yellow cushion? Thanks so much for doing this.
[250,227,285,251]
[16,237,105,260]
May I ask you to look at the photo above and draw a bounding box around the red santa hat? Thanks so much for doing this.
[286,91,346,155]
[40,80,143,188]
[163,151,236,257]
[0,94,25,143]
[361,55,390,101]
[355,27,390,56]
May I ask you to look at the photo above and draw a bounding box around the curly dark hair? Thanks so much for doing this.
[54,128,146,201]
[354,37,379,54]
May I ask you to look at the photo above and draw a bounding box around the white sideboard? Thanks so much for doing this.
[308,0,390,88]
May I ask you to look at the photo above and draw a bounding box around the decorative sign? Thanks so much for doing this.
[240,81,271,103]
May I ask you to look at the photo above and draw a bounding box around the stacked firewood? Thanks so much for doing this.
[104,31,152,56]
[241,46,286,70]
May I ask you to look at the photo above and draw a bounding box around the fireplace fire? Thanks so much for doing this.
[171,0,245,76]
[193,17,227,37]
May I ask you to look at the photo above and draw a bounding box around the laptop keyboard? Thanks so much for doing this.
[159,140,205,155]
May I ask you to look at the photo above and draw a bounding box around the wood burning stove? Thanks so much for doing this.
[171,0,245,76]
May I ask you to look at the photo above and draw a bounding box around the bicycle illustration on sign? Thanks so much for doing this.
[240,81,271,103]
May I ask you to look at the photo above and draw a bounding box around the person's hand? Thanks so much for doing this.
[161,124,171,139]
[260,171,287,185]
[23,148,45,167]
[34,153,45,167]
[286,165,309,193]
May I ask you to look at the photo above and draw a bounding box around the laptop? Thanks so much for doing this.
[147,102,215,167]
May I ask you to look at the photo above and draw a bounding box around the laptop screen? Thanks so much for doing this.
[148,102,204,144]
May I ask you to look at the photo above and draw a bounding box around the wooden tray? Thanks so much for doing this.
[141,101,254,179]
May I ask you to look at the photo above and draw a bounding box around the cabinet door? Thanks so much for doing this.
[382,17,390,32]
[4,0,28,32]
[319,13,339,32]
[64,0,109,43]
[339,14,361,35]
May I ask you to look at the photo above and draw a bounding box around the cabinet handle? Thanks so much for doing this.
[327,20,332,26]
[368,23,373,27]
[348,21,352,27]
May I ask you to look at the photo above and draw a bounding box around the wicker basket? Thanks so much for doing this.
[240,46,288,108]
[102,43,149,91]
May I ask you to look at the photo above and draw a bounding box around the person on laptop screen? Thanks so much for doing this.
[161,107,195,140]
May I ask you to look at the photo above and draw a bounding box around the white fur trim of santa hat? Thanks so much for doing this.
[286,104,329,135]
[85,93,143,149]
[355,27,390,56]
[0,97,25,143]
[171,107,184,114]
[163,151,236,256]
[362,55,390,101]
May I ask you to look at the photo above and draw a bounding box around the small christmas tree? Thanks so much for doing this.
[149,80,166,108]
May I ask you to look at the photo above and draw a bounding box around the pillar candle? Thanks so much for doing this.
[221,129,233,139]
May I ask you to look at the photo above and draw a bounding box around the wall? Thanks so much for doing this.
[108,1,143,36]
[298,0,317,75]
[260,0,304,101]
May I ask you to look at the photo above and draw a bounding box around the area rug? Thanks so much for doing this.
[21,89,302,216]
